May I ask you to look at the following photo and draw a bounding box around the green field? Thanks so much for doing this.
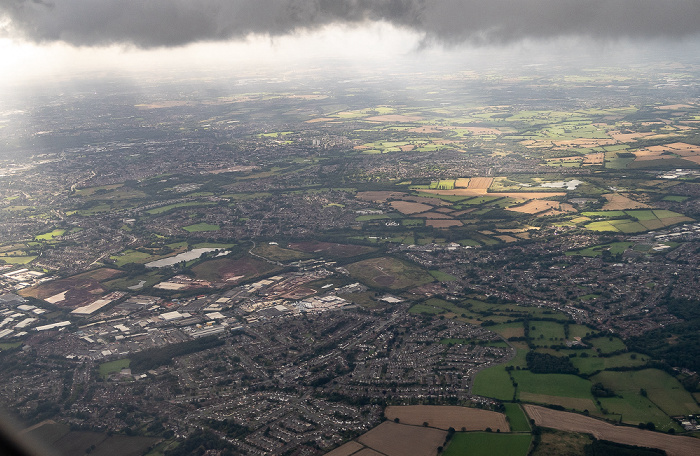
[512,371,593,400]
[588,336,627,354]
[528,321,566,346]
[0,255,37,264]
[183,223,220,232]
[443,432,532,456]
[98,358,131,379]
[472,366,516,401]
[488,322,525,339]
[146,201,215,215]
[583,209,692,233]
[35,229,66,240]
[663,195,689,202]
[429,270,457,282]
[0,342,21,351]
[110,250,154,266]
[571,352,648,374]
[592,369,700,417]
[567,242,633,257]
[503,403,531,432]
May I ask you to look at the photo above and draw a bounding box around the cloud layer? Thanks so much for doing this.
[2,0,700,48]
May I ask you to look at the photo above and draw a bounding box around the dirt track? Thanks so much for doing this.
[524,404,700,456]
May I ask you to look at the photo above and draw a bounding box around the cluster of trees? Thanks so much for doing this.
[584,438,665,456]
[130,336,225,373]
[590,382,616,398]
[526,351,579,375]
[627,298,700,374]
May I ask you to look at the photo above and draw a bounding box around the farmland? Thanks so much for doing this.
[524,405,700,456]
[443,433,532,456]
[384,405,509,432]
[592,369,700,419]
[355,421,446,456]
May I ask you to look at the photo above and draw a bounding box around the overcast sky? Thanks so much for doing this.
[1,0,700,87]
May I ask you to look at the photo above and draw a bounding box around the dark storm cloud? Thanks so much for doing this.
[1,0,699,48]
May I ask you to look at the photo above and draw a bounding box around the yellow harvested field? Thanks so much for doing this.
[356,191,406,202]
[357,421,446,456]
[325,441,365,456]
[305,117,335,123]
[634,142,700,163]
[415,211,454,219]
[365,114,423,122]
[666,142,700,152]
[468,177,494,189]
[602,193,650,210]
[520,393,596,411]
[426,219,462,228]
[385,405,510,432]
[408,126,442,133]
[656,104,696,110]
[524,405,700,456]
[421,188,486,196]
[399,144,416,151]
[608,130,654,142]
[455,178,471,188]
[495,235,518,243]
[507,200,576,215]
[391,201,434,214]
[420,189,565,199]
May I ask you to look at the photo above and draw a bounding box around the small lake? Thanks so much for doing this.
[146,248,221,268]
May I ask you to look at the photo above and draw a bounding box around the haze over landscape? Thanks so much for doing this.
[1,2,700,456]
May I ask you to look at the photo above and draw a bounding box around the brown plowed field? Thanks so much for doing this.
[602,193,650,210]
[455,178,471,188]
[524,404,700,456]
[357,421,446,456]
[507,200,575,215]
[385,405,509,432]
[468,177,494,189]
[391,201,434,214]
